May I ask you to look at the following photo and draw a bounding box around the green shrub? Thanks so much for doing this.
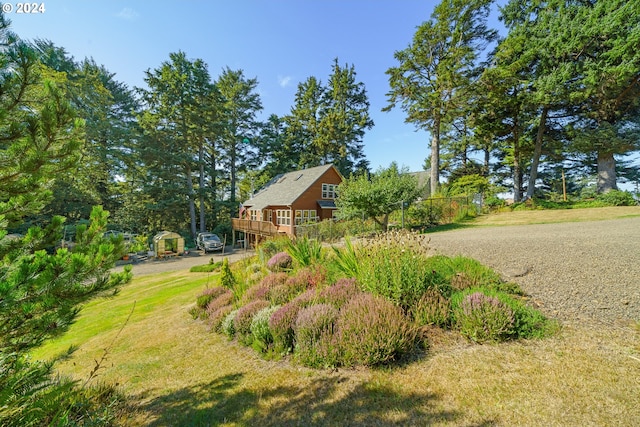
[294,304,340,368]
[190,260,223,272]
[331,237,360,278]
[595,190,637,206]
[453,291,515,343]
[220,258,236,289]
[257,236,291,261]
[250,305,281,353]
[412,288,451,327]
[337,293,416,367]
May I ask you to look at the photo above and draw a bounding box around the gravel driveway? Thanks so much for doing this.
[426,216,640,326]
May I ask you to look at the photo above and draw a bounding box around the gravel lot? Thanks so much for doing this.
[427,216,640,326]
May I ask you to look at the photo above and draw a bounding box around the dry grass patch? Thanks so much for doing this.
[473,206,640,226]
[32,267,640,426]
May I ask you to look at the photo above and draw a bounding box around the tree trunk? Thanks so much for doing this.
[198,144,206,232]
[483,146,490,176]
[513,123,522,203]
[525,107,548,200]
[597,150,617,193]
[185,164,197,238]
[430,116,441,197]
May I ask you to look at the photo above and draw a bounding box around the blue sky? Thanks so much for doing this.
[7,0,510,175]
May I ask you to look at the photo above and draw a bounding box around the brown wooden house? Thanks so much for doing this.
[231,164,343,247]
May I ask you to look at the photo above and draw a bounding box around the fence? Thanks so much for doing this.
[296,194,482,243]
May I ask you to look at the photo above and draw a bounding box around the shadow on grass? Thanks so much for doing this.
[134,371,467,426]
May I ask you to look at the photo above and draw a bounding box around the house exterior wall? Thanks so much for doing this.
[291,167,342,224]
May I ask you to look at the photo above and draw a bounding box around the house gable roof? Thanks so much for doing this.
[243,164,340,211]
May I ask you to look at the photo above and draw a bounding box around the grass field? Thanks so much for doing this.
[32,207,640,426]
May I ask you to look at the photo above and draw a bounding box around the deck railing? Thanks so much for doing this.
[231,218,280,237]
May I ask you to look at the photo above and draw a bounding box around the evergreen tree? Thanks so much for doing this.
[138,51,215,236]
[216,67,263,211]
[385,0,496,196]
[0,13,131,423]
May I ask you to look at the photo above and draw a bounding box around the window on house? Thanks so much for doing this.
[322,183,338,199]
[263,209,272,222]
[295,210,319,225]
[276,209,291,225]
[250,210,258,221]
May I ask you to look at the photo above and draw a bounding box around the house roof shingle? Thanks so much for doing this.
[242,164,339,211]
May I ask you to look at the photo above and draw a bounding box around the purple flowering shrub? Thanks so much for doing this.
[286,265,327,289]
[337,293,416,367]
[260,272,290,288]
[196,286,230,309]
[233,299,270,340]
[205,290,234,317]
[268,290,318,354]
[268,267,324,305]
[454,291,515,343]
[412,288,451,327]
[293,303,340,367]
[318,278,362,309]
[267,251,293,272]
[208,305,235,332]
[240,284,270,305]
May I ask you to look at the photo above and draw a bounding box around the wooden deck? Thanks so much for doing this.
[231,218,281,238]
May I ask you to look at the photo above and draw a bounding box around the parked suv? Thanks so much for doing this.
[196,232,223,253]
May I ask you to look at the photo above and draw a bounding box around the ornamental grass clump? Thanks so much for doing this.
[250,305,281,353]
[337,293,417,367]
[233,299,270,343]
[318,278,362,309]
[348,231,447,310]
[267,251,293,272]
[286,236,324,267]
[454,292,515,343]
[294,304,340,368]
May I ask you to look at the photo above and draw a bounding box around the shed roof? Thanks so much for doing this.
[243,164,340,211]
[153,231,182,241]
